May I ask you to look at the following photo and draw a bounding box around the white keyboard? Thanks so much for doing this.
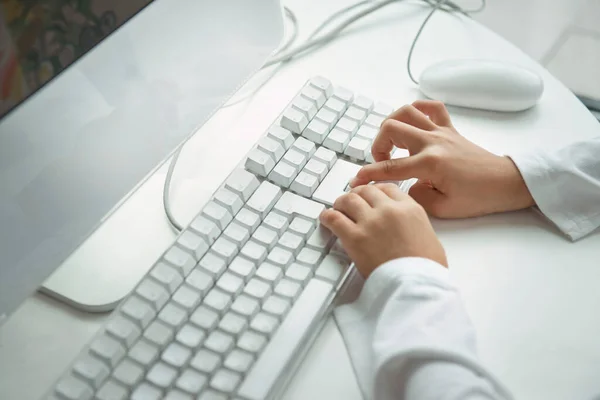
[47,77,411,400]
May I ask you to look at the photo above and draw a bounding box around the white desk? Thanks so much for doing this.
[2,1,600,399]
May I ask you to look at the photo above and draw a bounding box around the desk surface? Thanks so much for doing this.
[2,1,600,399]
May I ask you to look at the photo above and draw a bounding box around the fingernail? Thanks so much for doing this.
[349,177,358,188]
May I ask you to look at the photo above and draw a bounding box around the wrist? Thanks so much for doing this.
[493,156,535,212]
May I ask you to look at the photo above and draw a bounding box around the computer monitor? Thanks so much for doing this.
[0,0,284,322]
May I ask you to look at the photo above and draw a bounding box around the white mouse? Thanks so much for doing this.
[418,59,544,112]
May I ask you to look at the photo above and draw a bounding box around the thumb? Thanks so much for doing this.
[350,154,427,188]
[409,181,447,217]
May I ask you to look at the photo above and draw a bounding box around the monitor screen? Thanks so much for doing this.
[0,0,152,118]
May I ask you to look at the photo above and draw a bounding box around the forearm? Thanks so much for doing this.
[508,137,600,241]
[334,258,510,400]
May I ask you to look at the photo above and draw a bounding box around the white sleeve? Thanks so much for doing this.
[508,136,600,241]
[334,258,512,400]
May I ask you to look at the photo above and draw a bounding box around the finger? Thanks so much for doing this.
[409,181,448,217]
[350,185,393,207]
[373,183,409,201]
[412,100,452,127]
[387,104,437,131]
[319,209,359,242]
[333,192,372,222]
[350,154,429,187]
[372,119,428,162]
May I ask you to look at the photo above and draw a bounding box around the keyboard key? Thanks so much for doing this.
[191,349,222,374]
[158,302,187,330]
[234,208,261,232]
[128,340,159,367]
[315,253,351,283]
[303,119,329,144]
[252,225,278,250]
[213,188,244,215]
[202,201,233,230]
[323,97,347,119]
[288,217,315,239]
[255,263,283,285]
[267,125,295,150]
[274,279,302,300]
[172,284,202,312]
[55,376,93,400]
[345,105,367,122]
[291,95,318,119]
[303,158,328,181]
[216,272,245,295]
[274,191,325,220]
[292,137,317,158]
[282,148,308,170]
[131,382,162,400]
[335,116,359,136]
[240,240,267,264]
[73,356,109,389]
[332,86,354,103]
[147,362,178,388]
[176,230,209,261]
[198,252,227,279]
[250,312,280,336]
[344,136,370,160]
[290,171,319,197]
[120,296,156,329]
[306,226,335,252]
[162,342,192,368]
[176,323,206,348]
[185,268,214,295]
[312,147,337,170]
[164,246,196,277]
[266,246,294,268]
[135,279,169,311]
[212,236,238,263]
[263,212,289,235]
[205,330,235,354]
[355,124,378,140]
[198,390,228,400]
[96,380,127,400]
[300,85,326,108]
[176,369,207,394]
[257,136,285,162]
[309,76,334,96]
[285,263,313,284]
[231,295,260,318]
[323,128,351,153]
[228,256,256,281]
[190,305,219,330]
[245,148,276,177]
[314,107,337,130]
[105,315,141,347]
[269,159,299,187]
[237,331,267,354]
[112,358,144,387]
[204,288,232,314]
[262,295,291,318]
[224,349,254,373]
[246,181,282,218]
[296,247,322,266]
[281,107,309,135]
[149,262,183,294]
[352,94,374,111]
[210,369,241,394]
[372,101,394,116]
[223,222,251,247]
[218,312,248,336]
[165,390,193,400]
[312,159,361,206]
[331,238,348,257]
[237,279,333,400]
[278,232,304,255]
[143,320,174,348]
[365,113,385,128]
[243,278,272,303]
[189,216,221,246]
[90,335,125,368]
[225,169,261,202]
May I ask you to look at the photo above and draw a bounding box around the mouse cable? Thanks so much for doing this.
[163,0,486,232]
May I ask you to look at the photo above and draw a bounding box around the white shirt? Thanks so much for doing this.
[334,137,600,400]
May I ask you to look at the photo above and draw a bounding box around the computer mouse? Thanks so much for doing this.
[418,59,544,112]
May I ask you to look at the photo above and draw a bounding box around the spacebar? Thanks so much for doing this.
[237,279,334,400]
